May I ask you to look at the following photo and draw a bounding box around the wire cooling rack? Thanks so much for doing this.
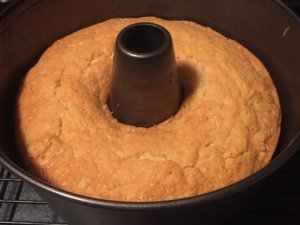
[0,166,66,225]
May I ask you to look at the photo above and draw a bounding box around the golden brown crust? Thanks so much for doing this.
[16,17,281,202]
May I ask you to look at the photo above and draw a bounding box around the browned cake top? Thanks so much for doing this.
[17,17,281,202]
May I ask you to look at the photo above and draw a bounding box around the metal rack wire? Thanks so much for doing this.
[0,166,67,225]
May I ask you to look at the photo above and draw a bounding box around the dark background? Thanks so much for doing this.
[0,0,299,225]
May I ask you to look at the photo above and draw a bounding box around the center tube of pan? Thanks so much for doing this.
[108,22,182,127]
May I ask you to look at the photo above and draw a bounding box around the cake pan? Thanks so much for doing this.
[0,0,300,225]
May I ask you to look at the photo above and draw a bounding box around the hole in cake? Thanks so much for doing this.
[120,24,167,54]
[106,61,200,127]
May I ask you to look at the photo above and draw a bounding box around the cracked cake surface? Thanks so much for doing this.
[16,17,281,202]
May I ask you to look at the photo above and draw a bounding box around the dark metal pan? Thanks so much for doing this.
[0,0,299,225]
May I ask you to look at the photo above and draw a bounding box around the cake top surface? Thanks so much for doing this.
[17,17,280,202]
